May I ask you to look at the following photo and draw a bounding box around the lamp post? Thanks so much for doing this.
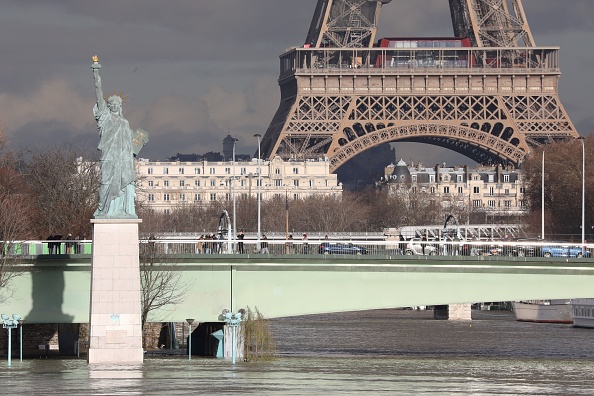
[186,318,194,361]
[254,134,262,252]
[285,188,289,254]
[232,137,239,253]
[1,314,20,366]
[221,309,245,364]
[578,137,586,255]
[18,319,24,362]
[542,150,545,240]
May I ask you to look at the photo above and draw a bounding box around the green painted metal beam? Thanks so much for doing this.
[1,256,593,323]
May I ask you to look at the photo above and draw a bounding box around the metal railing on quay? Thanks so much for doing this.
[2,239,593,260]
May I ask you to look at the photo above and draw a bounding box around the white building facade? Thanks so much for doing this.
[136,156,342,212]
[381,160,526,216]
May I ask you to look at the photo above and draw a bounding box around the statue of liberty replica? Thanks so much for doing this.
[88,55,146,364]
[91,55,148,218]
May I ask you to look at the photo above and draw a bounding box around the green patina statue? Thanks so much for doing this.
[91,55,148,219]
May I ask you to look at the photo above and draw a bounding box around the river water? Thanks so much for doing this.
[1,310,593,395]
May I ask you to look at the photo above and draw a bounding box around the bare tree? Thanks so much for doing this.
[24,146,100,238]
[0,154,35,303]
[139,242,193,347]
[522,138,593,240]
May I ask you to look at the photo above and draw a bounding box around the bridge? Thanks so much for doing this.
[1,240,593,324]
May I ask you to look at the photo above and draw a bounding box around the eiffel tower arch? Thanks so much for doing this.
[259,0,578,172]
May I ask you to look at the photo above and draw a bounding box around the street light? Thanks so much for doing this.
[578,136,586,255]
[254,134,262,252]
[285,188,290,254]
[221,308,245,364]
[186,318,194,361]
[231,137,239,253]
[1,314,20,366]
[18,319,24,362]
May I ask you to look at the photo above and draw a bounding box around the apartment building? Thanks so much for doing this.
[136,156,342,212]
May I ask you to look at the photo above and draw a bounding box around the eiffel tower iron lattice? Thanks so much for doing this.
[259,0,577,172]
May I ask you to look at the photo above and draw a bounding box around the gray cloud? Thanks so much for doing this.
[0,0,592,166]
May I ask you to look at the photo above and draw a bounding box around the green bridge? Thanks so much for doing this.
[2,254,594,323]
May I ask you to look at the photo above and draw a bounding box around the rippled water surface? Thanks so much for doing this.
[1,310,593,395]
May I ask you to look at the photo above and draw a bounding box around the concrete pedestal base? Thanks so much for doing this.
[88,219,143,364]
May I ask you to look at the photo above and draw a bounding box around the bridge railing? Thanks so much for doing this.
[4,239,592,260]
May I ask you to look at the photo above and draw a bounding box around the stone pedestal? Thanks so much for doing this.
[88,219,143,364]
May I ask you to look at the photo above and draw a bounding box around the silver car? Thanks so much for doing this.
[405,238,437,255]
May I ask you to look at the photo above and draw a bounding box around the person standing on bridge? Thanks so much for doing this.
[302,233,309,254]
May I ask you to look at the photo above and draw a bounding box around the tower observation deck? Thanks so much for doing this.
[259,0,577,172]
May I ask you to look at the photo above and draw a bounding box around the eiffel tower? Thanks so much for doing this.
[259,0,577,172]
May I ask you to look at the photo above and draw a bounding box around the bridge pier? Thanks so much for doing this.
[87,219,143,364]
[433,304,472,321]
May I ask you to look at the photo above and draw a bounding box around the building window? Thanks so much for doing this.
[210,193,216,201]
[430,175,435,183]
[148,194,154,202]
[209,168,216,175]
[430,187,435,194]
[294,180,299,187]
[163,180,169,187]
[194,193,201,201]
[163,193,170,201]
[488,200,496,207]
[473,200,482,207]
[179,193,185,201]
[293,167,299,175]
[504,174,510,183]
[489,187,494,196]
[225,167,231,175]
[179,168,184,175]
[225,193,231,201]
[147,168,153,175]
[457,175,463,182]
[163,167,169,175]
[164,209,170,215]
[210,180,216,187]
[274,179,282,187]
[412,187,417,193]
[520,200,526,208]
[520,187,525,194]
[412,175,417,182]
[458,186,463,194]
[241,180,246,187]
[195,180,200,187]
[504,200,511,207]
[275,168,281,175]
[293,193,299,200]
[194,168,201,174]
[180,180,185,187]
[240,167,246,175]
[148,180,154,187]
[443,186,450,194]
[309,180,314,187]
[473,187,480,194]
[473,175,479,181]
[504,188,510,195]
[488,175,494,183]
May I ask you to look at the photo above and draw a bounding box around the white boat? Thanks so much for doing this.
[512,300,573,323]
[570,298,594,328]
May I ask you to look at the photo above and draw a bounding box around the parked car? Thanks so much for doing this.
[460,241,503,256]
[541,244,591,258]
[319,242,368,255]
[506,238,541,257]
[405,238,437,255]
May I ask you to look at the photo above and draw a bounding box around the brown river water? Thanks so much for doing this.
[1,309,593,395]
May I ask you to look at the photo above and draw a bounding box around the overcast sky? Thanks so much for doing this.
[1,0,592,166]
